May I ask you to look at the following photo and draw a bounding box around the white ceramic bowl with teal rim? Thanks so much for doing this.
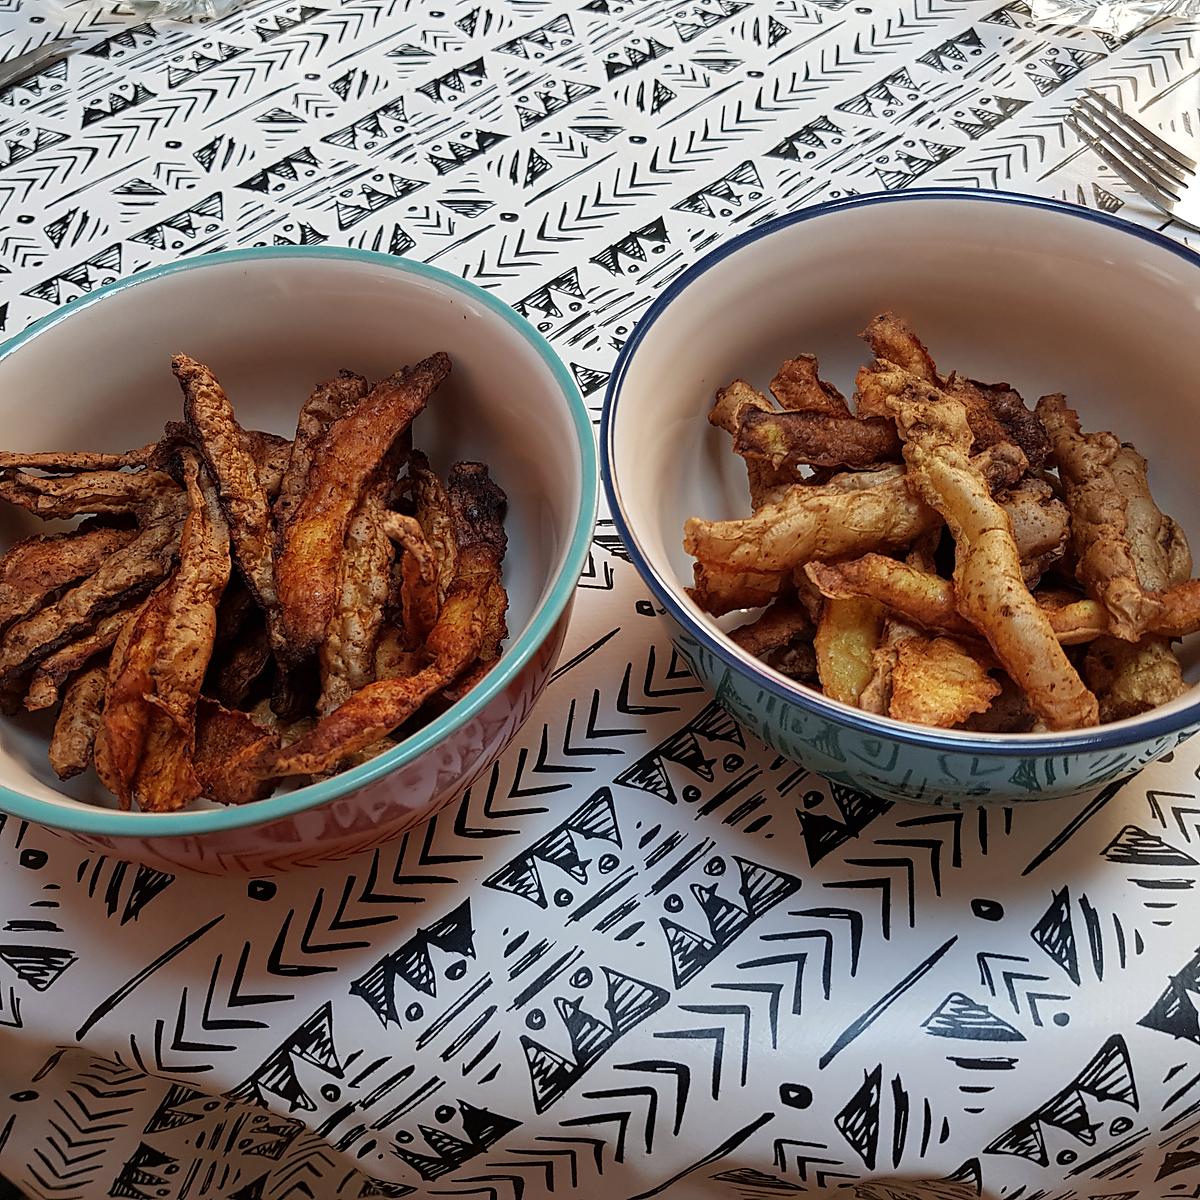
[0,246,597,873]
[602,190,1200,806]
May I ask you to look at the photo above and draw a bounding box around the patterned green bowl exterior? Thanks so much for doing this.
[672,629,1199,806]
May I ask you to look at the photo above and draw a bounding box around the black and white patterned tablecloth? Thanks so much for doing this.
[3,1,1200,1197]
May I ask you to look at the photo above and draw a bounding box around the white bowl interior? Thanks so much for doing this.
[0,253,583,810]
[609,197,1200,734]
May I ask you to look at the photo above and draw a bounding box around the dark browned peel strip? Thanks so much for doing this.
[274,371,368,528]
[250,459,505,779]
[274,353,450,662]
[49,664,108,781]
[0,468,179,519]
[25,599,144,712]
[0,500,183,684]
[173,354,281,649]
[0,526,135,630]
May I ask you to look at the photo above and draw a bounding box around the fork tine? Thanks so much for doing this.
[1073,102,1187,200]
[1084,88,1198,172]
[1066,113,1181,218]
[1075,95,1191,190]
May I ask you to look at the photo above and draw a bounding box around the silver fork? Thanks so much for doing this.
[1068,88,1200,232]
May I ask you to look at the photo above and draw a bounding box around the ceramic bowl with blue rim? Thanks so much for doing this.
[0,247,597,873]
[602,190,1200,806]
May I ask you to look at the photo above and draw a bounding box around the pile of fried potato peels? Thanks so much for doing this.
[0,352,508,811]
[684,313,1200,732]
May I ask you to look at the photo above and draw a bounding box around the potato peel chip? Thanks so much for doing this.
[320,493,396,715]
[0,500,183,684]
[274,371,368,529]
[728,598,817,683]
[770,355,851,416]
[889,635,1001,727]
[709,380,796,509]
[688,561,790,617]
[735,409,901,470]
[0,468,179,519]
[174,354,280,650]
[382,512,439,649]
[0,526,135,631]
[1084,635,1185,722]
[194,698,277,806]
[684,467,940,575]
[409,452,458,604]
[275,353,450,662]
[815,596,884,705]
[25,600,143,712]
[882,371,1097,729]
[49,664,107,781]
[1037,393,1162,641]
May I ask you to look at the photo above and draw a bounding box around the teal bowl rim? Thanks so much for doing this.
[601,188,1200,758]
[0,245,599,839]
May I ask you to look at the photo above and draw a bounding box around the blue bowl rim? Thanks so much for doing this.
[601,187,1200,758]
[0,244,599,838]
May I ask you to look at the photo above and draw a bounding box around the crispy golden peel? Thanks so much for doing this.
[0,499,184,683]
[194,699,277,806]
[858,528,939,714]
[683,468,940,575]
[815,596,883,705]
[859,618,920,716]
[1037,393,1162,641]
[727,598,817,682]
[889,635,1001,727]
[1158,579,1200,637]
[770,355,851,416]
[0,468,179,519]
[274,371,368,529]
[25,601,142,712]
[174,355,280,650]
[250,461,506,779]
[319,493,396,716]
[710,380,795,509]
[884,373,1098,729]
[998,477,1070,584]
[859,314,1049,466]
[807,554,1199,648]
[1085,636,1185,722]
[688,564,791,617]
[275,352,450,661]
[49,664,107,781]
[860,313,938,381]
[0,526,135,630]
[1082,442,1185,715]
[734,410,901,470]
[806,557,975,638]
